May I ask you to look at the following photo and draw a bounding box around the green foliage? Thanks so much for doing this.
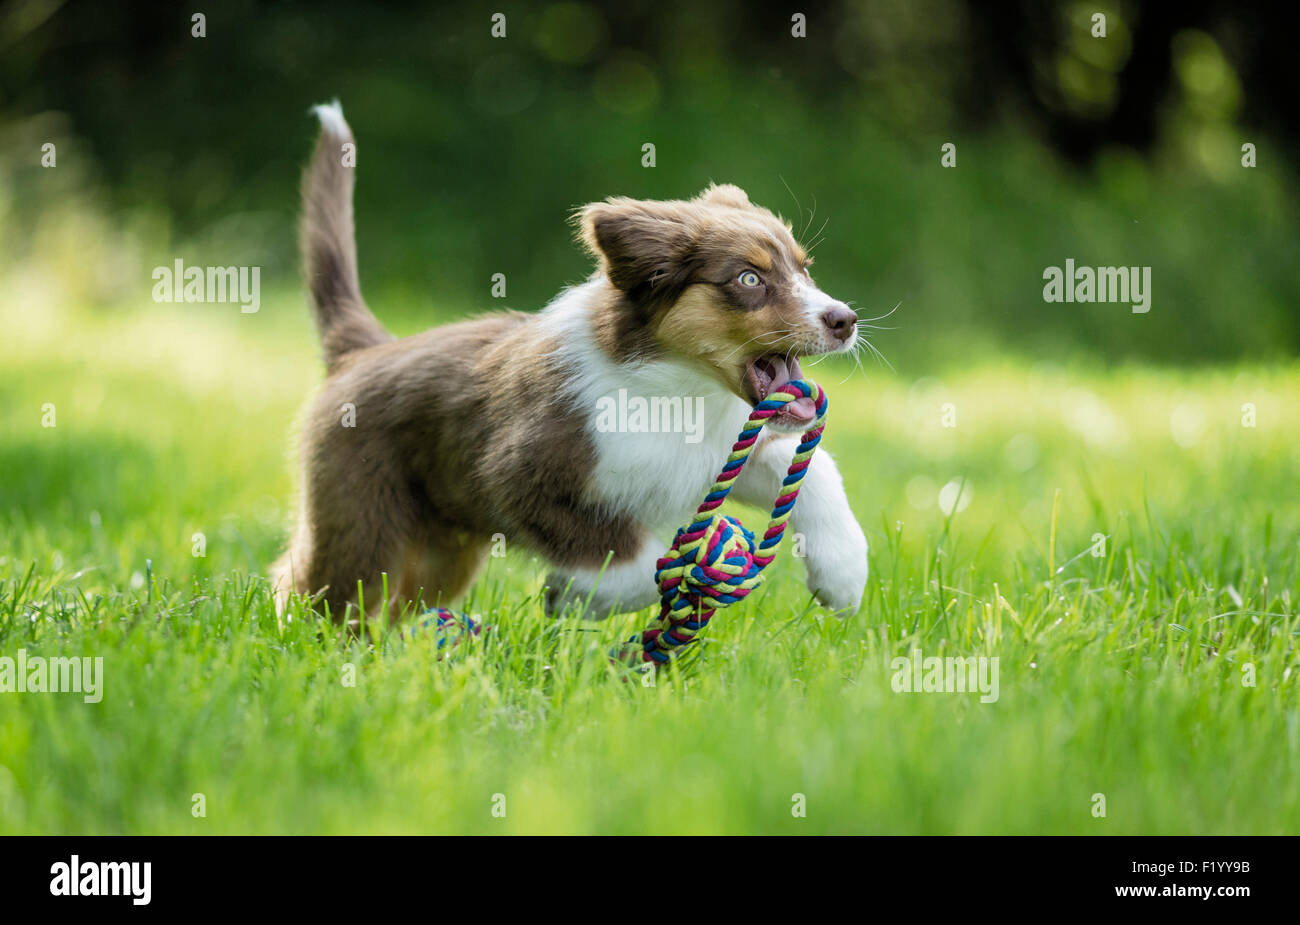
[3,2,1297,365]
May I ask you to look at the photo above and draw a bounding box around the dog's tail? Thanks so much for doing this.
[300,101,391,371]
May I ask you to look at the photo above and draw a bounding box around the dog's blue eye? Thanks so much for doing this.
[738,271,762,288]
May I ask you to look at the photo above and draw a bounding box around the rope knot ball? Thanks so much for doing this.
[619,379,828,667]
[657,513,762,612]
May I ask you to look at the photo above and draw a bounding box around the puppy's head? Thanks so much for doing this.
[577,183,858,430]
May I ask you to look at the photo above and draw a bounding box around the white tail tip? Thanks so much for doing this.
[311,100,350,138]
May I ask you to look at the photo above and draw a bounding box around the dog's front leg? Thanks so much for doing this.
[544,532,662,620]
[731,433,868,614]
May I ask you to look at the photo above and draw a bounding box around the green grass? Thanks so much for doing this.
[2,294,1298,834]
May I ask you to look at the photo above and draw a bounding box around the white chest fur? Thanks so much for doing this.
[583,371,748,531]
[541,281,753,534]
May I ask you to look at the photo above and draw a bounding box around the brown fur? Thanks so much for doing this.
[299,115,392,371]
[274,313,645,622]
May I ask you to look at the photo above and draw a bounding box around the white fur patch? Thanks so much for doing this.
[311,100,350,138]
[556,531,663,617]
[792,277,855,348]
[538,280,753,536]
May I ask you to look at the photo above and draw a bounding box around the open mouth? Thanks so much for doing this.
[742,354,818,425]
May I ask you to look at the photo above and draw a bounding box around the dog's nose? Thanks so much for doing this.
[821,304,857,342]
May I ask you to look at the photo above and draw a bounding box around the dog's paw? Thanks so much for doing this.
[805,533,868,616]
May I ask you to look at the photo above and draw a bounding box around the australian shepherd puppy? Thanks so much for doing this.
[273,102,868,624]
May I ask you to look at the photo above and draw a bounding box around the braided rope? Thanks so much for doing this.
[617,378,828,667]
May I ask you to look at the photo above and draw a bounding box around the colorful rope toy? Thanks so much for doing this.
[615,378,828,669]
[404,607,483,658]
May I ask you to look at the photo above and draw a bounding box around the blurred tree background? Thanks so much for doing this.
[1,0,1296,368]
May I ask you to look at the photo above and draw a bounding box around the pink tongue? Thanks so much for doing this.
[781,395,817,421]
[767,358,816,422]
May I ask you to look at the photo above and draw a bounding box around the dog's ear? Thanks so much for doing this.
[695,183,750,209]
[575,198,698,306]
